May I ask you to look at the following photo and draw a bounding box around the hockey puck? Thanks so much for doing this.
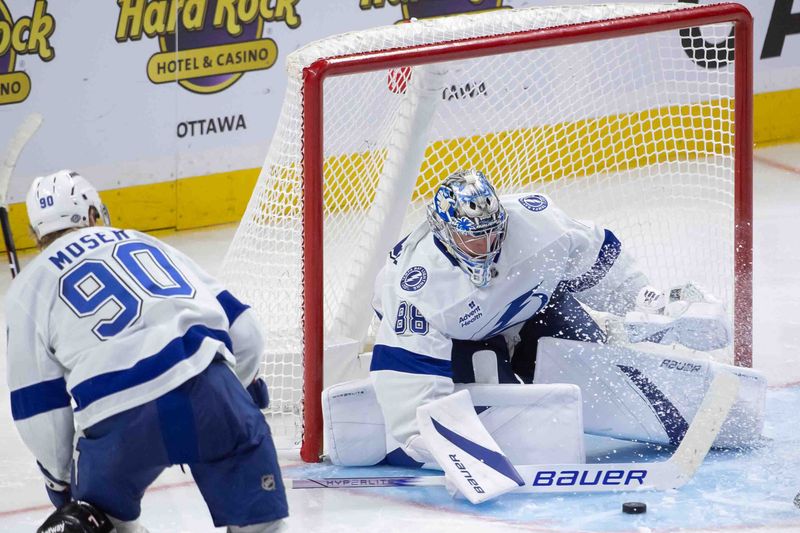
[622,502,647,514]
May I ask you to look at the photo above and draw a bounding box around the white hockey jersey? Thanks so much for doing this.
[370,194,648,463]
[6,227,264,484]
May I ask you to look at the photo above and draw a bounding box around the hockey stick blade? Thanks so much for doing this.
[291,371,739,494]
[0,112,43,207]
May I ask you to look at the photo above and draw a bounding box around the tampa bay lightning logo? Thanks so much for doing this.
[519,194,548,212]
[484,283,548,337]
[400,266,428,291]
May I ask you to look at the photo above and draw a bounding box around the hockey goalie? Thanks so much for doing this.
[323,170,766,503]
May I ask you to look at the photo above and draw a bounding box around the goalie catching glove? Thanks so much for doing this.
[622,283,731,351]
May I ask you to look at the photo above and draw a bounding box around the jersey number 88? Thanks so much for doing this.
[394,301,428,336]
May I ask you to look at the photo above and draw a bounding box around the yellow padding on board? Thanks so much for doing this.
[176,168,260,229]
[427,99,732,190]
[3,170,260,252]
[754,88,800,146]
[324,98,734,212]
[4,181,176,252]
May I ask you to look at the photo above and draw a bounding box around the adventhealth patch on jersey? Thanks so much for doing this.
[400,266,428,291]
[519,194,548,212]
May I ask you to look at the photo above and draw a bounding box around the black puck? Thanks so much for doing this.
[622,502,647,514]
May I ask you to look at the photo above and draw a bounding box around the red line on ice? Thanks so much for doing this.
[0,480,195,519]
[754,154,800,176]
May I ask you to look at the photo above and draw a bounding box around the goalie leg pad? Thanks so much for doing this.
[533,338,766,447]
[324,379,587,467]
[417,390,523,504]
[461,383,585,465]
[322,377,387,466]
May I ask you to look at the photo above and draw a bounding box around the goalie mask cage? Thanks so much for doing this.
[223,3,753,462]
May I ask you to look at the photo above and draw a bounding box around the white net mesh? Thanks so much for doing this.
[222,3,745,450]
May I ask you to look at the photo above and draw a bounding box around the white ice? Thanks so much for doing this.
[0,144,798,532]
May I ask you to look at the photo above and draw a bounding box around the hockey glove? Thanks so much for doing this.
[38,462,71,508]
[37,501,113,533]
[247,377,270,409]
[623,283,731,351]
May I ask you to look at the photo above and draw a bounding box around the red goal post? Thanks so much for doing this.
[225,3,753,462]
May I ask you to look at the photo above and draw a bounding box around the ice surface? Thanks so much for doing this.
[0,145,798,532]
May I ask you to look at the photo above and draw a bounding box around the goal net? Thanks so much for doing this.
[222,3,753,461]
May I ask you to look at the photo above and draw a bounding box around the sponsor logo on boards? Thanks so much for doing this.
[115,0,301,95]
[0,0,55,106]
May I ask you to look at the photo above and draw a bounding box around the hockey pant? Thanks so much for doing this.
[71,359,288,528]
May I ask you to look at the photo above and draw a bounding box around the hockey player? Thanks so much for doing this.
[322,169,764,503]
[7,170,287,533]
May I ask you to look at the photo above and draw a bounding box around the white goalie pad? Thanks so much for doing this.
[457,383,584,466]
[322,378,388,466]
[533,338,766,448]
[323,379,586,467]
[323,336,369,389]
[417,390,523,504]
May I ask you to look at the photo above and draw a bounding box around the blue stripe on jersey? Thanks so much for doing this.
[216,290,250,325]
[71,325,233,412]
[563,229,622,293]
[10,377,71,421]
[370,344,452,378]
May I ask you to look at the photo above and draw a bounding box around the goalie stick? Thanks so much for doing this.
[292,371,739,495]
[0,113,44,278]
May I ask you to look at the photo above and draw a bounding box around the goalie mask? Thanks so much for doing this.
[25,170,111,240]
[427,170,507,287]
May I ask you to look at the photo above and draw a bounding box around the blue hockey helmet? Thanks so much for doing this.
[426,170,507,287]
